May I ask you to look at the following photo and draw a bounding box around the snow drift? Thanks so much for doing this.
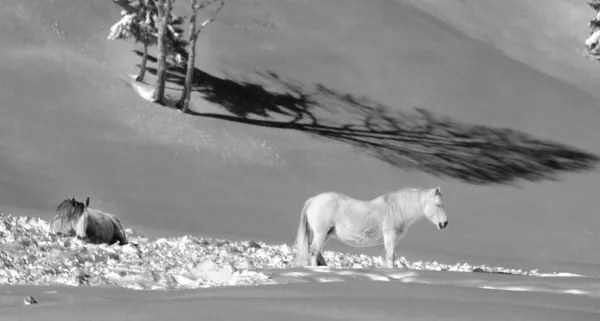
[0,213,591,295]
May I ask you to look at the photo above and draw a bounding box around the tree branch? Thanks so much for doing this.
[193,0,229,38]
[154,0,166,17]
[193,0,220,11]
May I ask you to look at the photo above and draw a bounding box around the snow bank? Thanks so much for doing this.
[0,213,581,291]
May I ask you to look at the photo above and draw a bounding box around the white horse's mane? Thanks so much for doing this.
[381,188,435,221]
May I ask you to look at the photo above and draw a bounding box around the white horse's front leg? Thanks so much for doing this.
[383,234,396,269]
[383,224,404,269]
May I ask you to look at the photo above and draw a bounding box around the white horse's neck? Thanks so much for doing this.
[383,189,427,224]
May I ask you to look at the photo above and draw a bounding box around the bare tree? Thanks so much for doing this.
[152,0,174,104]
[177,0,229,112]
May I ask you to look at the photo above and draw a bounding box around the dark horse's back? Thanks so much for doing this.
[82,211,129,246]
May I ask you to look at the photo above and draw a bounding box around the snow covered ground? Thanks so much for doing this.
[1,213,595,297]
[3,213,600,320]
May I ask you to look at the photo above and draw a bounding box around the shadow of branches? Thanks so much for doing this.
[135,50,600,185]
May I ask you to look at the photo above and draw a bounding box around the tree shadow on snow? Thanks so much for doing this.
[135,50,600,185]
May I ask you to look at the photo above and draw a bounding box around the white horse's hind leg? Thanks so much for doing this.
[317,252,327,266]
[316,233,332,267]
[309,232,330,267]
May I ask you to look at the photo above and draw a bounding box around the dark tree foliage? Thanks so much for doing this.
[585,0,600,59]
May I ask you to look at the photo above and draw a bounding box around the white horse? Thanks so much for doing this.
[294,187,448,268]
[50,197,128,245]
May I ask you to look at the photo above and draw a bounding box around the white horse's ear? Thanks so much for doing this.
[85,197,90,207]
[434,186,441,194]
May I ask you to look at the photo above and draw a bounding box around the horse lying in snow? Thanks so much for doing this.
[294,187,448,268]
[50,197,128,245]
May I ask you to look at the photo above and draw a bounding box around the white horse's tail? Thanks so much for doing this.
[74,211,88,240]
[294,197,314,266]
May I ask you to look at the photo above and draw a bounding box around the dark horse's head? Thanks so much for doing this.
[50,197,90,236]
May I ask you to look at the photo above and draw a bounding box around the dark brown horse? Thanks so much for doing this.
[50,197,128,245]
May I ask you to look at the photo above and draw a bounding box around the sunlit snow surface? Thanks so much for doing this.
[1,213,598,298]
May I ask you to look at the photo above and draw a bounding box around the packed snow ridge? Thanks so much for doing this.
[0,214,580,291]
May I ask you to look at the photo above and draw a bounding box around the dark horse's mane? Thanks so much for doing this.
[56,197,89,219]
[52,197,90,235]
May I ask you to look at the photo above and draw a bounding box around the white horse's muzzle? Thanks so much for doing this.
[438,220,448,230]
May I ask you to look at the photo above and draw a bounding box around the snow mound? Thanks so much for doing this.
[129,80,157,103]
[0,213,583,291]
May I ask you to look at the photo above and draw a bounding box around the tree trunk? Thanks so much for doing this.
[178,37,197,113]
[152,0,171,105]
[136,43,148,83]
[178,9,199,113]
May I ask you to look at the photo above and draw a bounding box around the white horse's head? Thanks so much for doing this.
[422,186,448,230]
